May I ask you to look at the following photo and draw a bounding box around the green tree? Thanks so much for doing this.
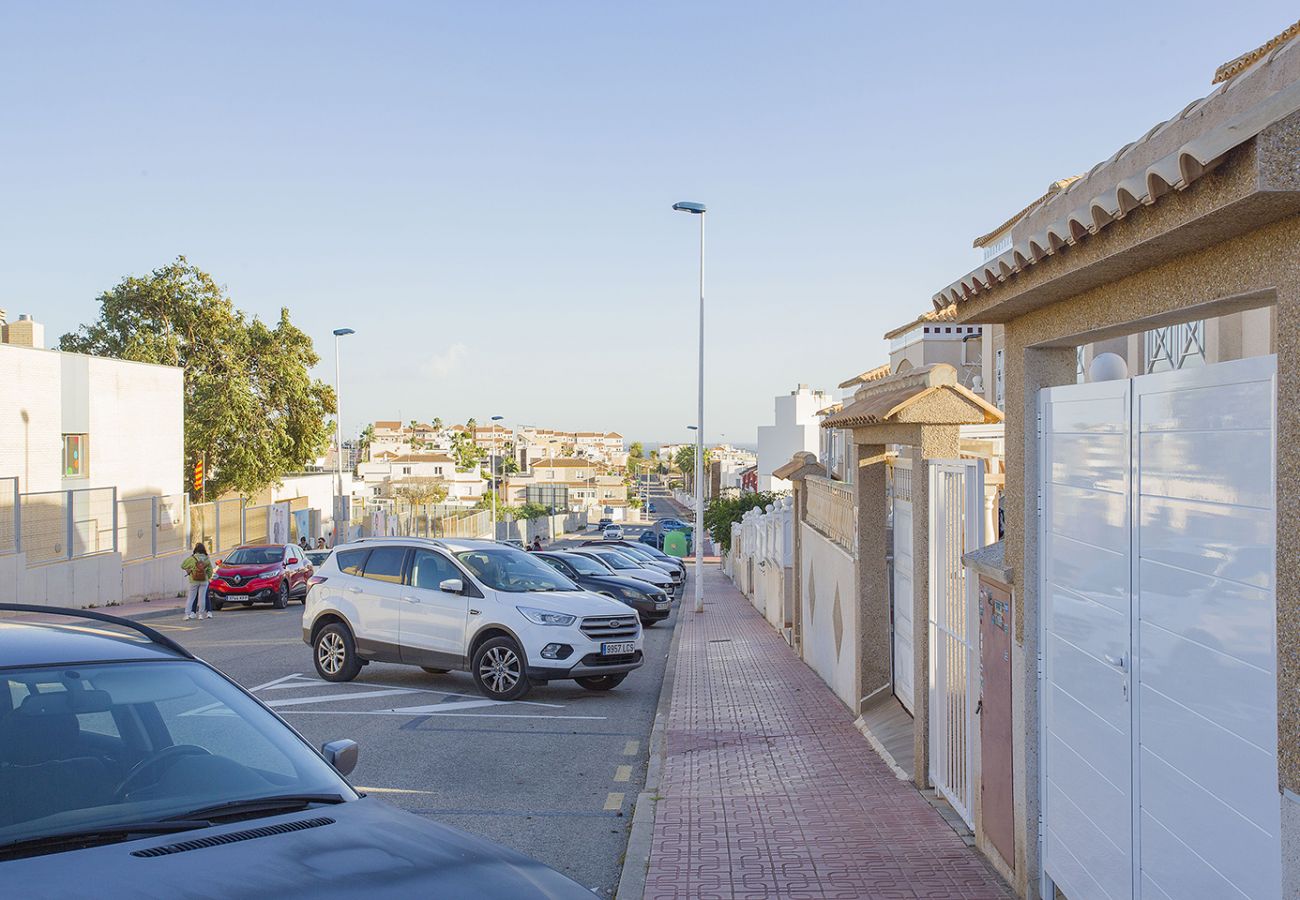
[704,491,782,553]
[393,477,449,506]
[516,502,549,521]
[357,424,375,462]
[59,257,335,497]
[628,441,644,459]
[673,445,713,493]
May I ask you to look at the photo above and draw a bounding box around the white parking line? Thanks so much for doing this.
[262,688,420,709]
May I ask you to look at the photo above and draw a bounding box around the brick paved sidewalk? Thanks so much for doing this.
[642,565,1011,900]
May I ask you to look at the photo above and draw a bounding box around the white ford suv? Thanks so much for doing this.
[302,537,644,700]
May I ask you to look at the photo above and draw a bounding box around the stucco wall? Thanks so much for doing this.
[0,344,62,492]
[800,522,858,710]
[84,355,184,497]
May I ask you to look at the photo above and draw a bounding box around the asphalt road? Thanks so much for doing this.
[128,511,679,897]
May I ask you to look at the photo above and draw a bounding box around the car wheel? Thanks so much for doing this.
[209,598,224,611]
[314,623,362,682]
[575,673,627,691]
[272,581,290,609]
[471,636,531,701]
[421,667,450,675]
[639,617,656,627]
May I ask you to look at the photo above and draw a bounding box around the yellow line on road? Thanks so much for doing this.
[623,740,639,755]
[614,765,632,783]
[603,792,624,811]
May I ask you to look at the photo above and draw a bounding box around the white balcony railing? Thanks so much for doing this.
[805,475,854,555]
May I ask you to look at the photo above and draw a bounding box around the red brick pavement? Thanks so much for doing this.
[643,565,1012,900]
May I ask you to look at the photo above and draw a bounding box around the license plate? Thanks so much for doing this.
[602,641,636,655]
[656,602,669,610]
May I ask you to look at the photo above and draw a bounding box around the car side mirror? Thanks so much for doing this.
[321,738,359,776]
[439,578,464,594]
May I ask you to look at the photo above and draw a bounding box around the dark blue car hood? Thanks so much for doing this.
[2,796,592,899]
[579,574,662,595]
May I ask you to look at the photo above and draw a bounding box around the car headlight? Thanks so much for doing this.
[517,606,577,626]
[617,586,649,601]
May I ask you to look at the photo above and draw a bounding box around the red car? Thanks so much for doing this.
[208,543,314,610]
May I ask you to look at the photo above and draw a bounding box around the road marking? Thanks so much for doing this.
[603,792,624,811]
[623,740,639,755]
[356,786,437,795]
[262,688,420,709]
[248,673,304,692]
[150,624,196,632]
[387,699,503,714]
[614,765,632,783]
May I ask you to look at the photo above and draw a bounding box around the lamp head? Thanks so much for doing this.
[491,415,504,421]
[672,201,706,215]
[333,327,356,337]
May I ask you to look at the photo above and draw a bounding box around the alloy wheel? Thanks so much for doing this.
[318,632,345,675]
[479,646,521,695]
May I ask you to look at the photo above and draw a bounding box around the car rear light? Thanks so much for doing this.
[308,575,328,586]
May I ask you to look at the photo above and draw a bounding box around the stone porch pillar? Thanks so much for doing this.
[855,442,890,711]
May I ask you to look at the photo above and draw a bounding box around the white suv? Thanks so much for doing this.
[302,538,643,700]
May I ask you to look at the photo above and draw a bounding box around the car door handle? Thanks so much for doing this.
[402,595,420,603]
[347,586,363,594]
[1104,653,1126,672]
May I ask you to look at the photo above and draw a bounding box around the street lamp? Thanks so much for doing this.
[490,415,504,540]
[332,327,356,546]
[671,196,705,616]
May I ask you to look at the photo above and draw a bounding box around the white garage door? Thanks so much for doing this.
[892,456,915,714]
[1040,355,1279,900]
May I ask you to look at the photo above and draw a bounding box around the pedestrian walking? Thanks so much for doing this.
[181,542,213,620]
[316,537,327,550]
[530,536,543,552]
[299,536,310,551]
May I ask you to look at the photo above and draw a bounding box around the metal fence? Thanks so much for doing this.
[805,475,855,554]
[0,477,17,555]
[20,487,118,563]
[350,498,491,540]
[116,494,187,562]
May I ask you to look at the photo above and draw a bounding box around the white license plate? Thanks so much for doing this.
[656,602,669,610]
[602,641,636,655]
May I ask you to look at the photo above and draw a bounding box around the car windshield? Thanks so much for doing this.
[456,547,578,593]
[589,551,637,571]
[221,547,282,566]
[617,544,655,561]
[0,659,354,852]
[305,551,330,566]
[561,553,611,576]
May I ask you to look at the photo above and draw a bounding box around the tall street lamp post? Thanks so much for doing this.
[490,415,504,540]
[332,327,355,545]
[673,201,707,613]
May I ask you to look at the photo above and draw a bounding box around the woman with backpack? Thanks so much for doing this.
[182,542,214,620]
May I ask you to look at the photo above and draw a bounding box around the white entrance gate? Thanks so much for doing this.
[1040,355,1279,900]
[891,456,915,714]
[928,458,984,826]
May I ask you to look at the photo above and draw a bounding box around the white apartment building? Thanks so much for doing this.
[0,316,183,499]
[755,385,830,492]
[355,452,484,503]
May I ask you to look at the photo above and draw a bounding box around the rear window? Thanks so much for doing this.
[361,546,407,584]
[336,548,369,576]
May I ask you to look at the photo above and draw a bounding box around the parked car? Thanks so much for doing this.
[582,540,683,595]
[534,552,671,625]
[582,539,686,576]
[209,544,313,610]
[602,524,624,541]
[304,538,643,699]
[567,548,676,596]
[305,549,331,568]
[597,518,613,530]
[647,502,656,512]
[0,604,593,898]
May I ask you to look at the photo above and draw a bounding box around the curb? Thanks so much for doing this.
[615,580,689,900]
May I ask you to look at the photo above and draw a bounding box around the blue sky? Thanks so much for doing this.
[0,3,1290,446]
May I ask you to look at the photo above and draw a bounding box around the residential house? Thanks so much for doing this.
[755,384,830,492]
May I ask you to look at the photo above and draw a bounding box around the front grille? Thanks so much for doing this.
[130,817,335,857]
[580,614,639,639]
[579,650,643,667]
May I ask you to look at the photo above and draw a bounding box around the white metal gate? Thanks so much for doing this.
[928,458,984,826]
[891,456,915,714]
[1040,355,1279,900]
